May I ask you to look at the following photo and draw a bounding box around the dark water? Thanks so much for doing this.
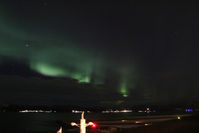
[0,112,142,133]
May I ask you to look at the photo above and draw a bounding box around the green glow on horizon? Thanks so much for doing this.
[30,62,67,77]
[79,76,90,83]
[71,72,91,83]
[120,81,128,97]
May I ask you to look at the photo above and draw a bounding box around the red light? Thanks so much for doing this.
[92,123,97,128]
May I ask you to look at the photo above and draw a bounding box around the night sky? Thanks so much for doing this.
[0,1,199,106]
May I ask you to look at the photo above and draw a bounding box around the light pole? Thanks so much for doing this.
[71,112,94,133]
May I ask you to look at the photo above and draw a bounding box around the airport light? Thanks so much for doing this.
[71,112,96,133]
[91,123,97,128]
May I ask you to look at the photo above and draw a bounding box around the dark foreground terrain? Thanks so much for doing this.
[117,113,199,133]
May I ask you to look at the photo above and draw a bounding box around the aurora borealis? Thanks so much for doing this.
[0,1,199,106]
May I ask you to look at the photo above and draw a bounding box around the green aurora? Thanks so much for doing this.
[0,5,136,98]
[1,1,198,105]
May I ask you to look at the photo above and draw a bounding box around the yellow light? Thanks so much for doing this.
[121,120,127,122]
[177,116,181,120]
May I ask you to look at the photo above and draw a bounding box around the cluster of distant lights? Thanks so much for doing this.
[102,108,156,114]
[18,108,194,113]
[72,110,91,113]
[19,110,56,113]
[72,108,153,114]
[72,108,194,114]
[102,109,132,113]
